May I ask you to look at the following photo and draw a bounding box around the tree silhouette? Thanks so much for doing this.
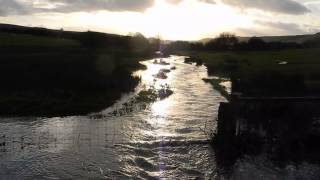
[206,33,239,50]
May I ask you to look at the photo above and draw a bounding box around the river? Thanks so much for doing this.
[0,56,320,179]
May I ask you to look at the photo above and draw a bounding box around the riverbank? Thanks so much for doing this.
[178,48,320,96]
[0,27,157,117]
[0,50,148,117]
[202,78,230,100]
[177,48,320,165]
[178,48,320,77]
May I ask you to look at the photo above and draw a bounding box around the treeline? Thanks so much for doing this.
[166,32,316,52]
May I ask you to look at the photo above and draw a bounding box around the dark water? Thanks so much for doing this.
[0,56,319,179]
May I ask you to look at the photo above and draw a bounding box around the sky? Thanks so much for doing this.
[0,0,319,40]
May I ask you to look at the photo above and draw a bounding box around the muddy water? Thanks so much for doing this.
[0,56,320,179]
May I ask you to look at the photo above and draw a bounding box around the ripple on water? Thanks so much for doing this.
[2,56,318,179]
[0,56,222,179]
[175,127,194,134]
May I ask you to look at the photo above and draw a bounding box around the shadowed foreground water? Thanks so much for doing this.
[0,56,320,179]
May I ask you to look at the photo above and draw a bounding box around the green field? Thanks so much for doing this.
[181,48,320,78]
[177,48,320,96]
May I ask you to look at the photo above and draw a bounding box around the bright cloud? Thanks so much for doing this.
[0,0,318,40]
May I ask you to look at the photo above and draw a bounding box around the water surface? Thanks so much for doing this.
[0,56,319,179]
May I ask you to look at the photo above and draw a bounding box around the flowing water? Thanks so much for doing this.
[0,56,320,179]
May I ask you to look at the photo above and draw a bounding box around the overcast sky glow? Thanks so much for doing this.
[0,0,319,40]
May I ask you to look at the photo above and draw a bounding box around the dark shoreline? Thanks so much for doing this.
[0,54,146,118]
[0,25,158,117]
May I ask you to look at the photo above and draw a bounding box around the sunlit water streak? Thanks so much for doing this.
[0,56,320,179]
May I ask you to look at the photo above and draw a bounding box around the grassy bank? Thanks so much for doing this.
[180,48,320,77]
[178,48,320,96]
[203,78,230,100]
[0,27,155,117]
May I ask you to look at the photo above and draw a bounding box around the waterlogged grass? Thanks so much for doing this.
[160,69,171,73]
[136,85,174,103]
[91,86,174,119]
[136,89,158,103]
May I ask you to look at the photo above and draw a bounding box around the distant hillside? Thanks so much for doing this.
[245,33,320,43]
[0,23,164,53]
[201,33,320,44]
[0,23,124,38]
[0,32,81,47]
[0,23,133,49]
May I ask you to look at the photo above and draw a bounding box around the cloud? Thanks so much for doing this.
[165,0,216,6]
[46,0,155,13]
[235,27,266,36]
[0,0,155,16]
[199,0,216,4]
[166,0,183,4]
[304,1,320,15]
[221,0,310,15]
[166,0,216,4]
[0,0,31,16]
[235,20,314,36]
[255,20,306,34]
[256,20,320,34]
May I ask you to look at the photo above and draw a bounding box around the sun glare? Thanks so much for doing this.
[75,0,253,40]
[141,0,252,40]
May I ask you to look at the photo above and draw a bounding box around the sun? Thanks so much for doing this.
[138,0,253,40]
[76,0,253,40]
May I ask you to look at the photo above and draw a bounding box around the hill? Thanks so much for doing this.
[201,33,320,44]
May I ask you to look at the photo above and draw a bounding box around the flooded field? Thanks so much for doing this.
[0,56,320,179]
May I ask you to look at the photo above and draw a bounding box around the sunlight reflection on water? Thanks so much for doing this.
[1,56,319,179]
[115,56,223,178]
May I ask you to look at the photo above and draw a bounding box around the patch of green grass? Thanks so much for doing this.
[180,48,320,79]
